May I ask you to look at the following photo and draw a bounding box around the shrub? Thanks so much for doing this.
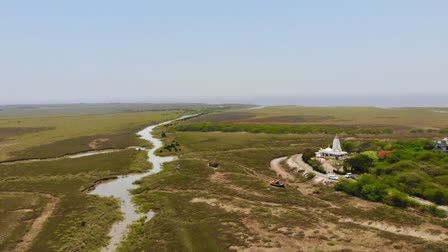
[361,183,389,202]
[423,204,447,218]
[305,172,316,180]
[386,155,401,164]
[416,151,436,161]
[308,159,327,174]
[423,188,448,205]
[335,178,358,195]
[384,189,414,208]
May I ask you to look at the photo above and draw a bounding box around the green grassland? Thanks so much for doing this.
[0,111,182,161]
[0,103,250,161]
[122,109,448,251]
[0,192,50,252]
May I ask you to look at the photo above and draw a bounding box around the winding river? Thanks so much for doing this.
[89,114,198,252]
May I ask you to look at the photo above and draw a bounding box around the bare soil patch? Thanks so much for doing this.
[339,218,448,242]
[190,197,251,214]
[88,138,110,149]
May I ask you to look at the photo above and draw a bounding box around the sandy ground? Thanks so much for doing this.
[316,158,339,174]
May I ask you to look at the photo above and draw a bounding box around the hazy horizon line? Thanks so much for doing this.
[1,94,448,107]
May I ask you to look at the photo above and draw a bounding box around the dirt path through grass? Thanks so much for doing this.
[269,157,295,181]
[12,194,59,252]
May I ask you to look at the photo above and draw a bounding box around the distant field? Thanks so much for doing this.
[0,103,250,161]
[0,103,252,117]
[191,106,448,129]
[0,111,183,161]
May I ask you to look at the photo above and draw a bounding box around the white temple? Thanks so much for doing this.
[315,135,348,160]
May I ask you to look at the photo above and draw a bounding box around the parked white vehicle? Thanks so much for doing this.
[328,174,339,180]
[344,173,358,179]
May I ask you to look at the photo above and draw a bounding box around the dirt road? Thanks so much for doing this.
[269,157,295,181]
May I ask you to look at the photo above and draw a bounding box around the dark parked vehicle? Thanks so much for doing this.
[270,180,285,188]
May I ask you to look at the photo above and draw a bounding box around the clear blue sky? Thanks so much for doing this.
[1,1,447,104]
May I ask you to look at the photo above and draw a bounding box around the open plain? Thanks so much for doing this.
[1,104,448,252]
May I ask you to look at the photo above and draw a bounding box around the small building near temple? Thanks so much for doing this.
[435,138,448,153]
[316,135,348,160]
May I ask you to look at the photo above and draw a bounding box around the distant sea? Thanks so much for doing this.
[149,94,448,107]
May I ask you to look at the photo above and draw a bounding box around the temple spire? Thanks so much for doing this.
[332,135,342,152]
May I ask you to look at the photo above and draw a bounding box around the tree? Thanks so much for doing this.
[355,142,376,152]
[342,142,356,153]
[361,151,379,164]
[344,154,374,174]
[302,148,315,163]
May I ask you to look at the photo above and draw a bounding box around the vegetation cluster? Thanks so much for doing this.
[160,141,181,153]
[336,140,448,216]
[175,123,393,135]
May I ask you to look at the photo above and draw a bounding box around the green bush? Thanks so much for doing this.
[335,178,358,195]
[423,188,448,205]
[344,154,374,174]
[305,172,316,180]
[360,183,388,202]
[384,189,414,208]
